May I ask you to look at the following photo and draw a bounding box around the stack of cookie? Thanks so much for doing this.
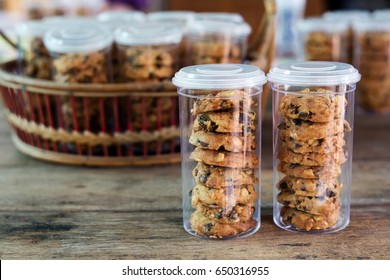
[304,31,344,62]
[276,88,349,231]
[187,90,259,238]
[356,30,390,112]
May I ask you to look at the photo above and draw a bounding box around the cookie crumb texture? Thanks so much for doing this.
[276,88,350,231]
[22,37,52,80]
[188,90,259,238]
[53,51,109,83]
[119,46,176,82]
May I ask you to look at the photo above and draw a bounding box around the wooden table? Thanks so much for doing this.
[0,111,389,260]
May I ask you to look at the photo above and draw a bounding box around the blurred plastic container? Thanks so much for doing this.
[353,20,390,112]
[297,17,349,62]
[0,12,24,63]
[186,20,251,65]
[44,23,113,83]
[97,10,145,23]
[16,20,54,79]
[323,10,371,64]
[115,22,183,82]
[268,61,360,233]
[373,9,390,20]
[173,64,267,239]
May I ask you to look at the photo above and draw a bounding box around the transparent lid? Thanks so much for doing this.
[114,22,183,46]
[267,61,361,86]
[352,19,390,32]
[147,11,195,23]
[16,20,56,37]
[188,19,251,37]
[323,10,371,22]
[297,17,349,33]
[373,9,390,20]
[44,23,113,53]
[195,12,244,23]
[97,10,145,22]
[43,16,96,24]
[172,64,267,90]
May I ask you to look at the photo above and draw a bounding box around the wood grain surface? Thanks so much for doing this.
[0,112,389,260]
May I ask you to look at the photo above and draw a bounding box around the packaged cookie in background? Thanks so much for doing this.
[115,22,182,83]
[323,10,370,65]
[146,11,194,68]
[16,20,54,79]
[173,64,267,239]
[97,11,145,82]
[44,23,113,133]
[186,20,251,65]
[297,18,349,62]
[353,20,390,113]
[268,61,361,233]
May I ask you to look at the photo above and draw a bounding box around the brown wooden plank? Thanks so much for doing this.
[0,206,388,260]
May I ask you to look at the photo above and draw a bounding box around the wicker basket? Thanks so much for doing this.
[0,61,181,166]
[0,1,276,166]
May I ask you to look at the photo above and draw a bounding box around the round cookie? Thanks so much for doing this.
[190,210,257,238]
[193,162,258,188]
[277,175,342,197]
[194,203,255,223]
[193,110,256,134]
[191,90,255,115]
[278,162,341,179]
[277,190,340,215]
[279,89,347,122]
[279,133,345,154]
[189,130,256,152]
[281,206,339,231]
[191,184,257,209]
[278,117,350,140]
[190,147,259,169]
[278,146,347,167]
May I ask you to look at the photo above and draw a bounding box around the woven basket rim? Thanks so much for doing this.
[0,60,177,96]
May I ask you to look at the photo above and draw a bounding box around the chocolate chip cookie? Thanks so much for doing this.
[190,147,259,169]
[193,162,258,188]
[190,210,257,238]
[194,203,255,223]
[190,130,256,152]
[279,134,345,154]
[277,176,342,197]
[278,162,341,179]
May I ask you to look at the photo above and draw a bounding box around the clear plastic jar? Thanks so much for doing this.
[186,20,251,65]
[44,22,113,83]
[114,22,183,82]
[323,10,370,65]
[16,20,54,79]
[353,20,390,112]
[373,9,390,20]
[172,64,267,239]
[268,61,361,233]
[297,18,349,62]
[146,11,194,68]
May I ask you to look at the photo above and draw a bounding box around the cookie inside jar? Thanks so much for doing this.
[173,64,267,239]
[115,22,183,83]
[268,61,361,233]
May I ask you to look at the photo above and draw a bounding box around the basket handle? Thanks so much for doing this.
[0,29,18,50]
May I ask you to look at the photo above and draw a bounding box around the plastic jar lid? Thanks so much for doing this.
[16,20,56,37]
[188,19,251,37]
[267,61,361,86]
[114,22,183,46]
[97,10,145,22]
[147,11,195,23]
[373,9,390,20]
[297,17,349,33]
[44,23,113,53]
[172,64,267,90]
[352,19,390,32]
[323,10,370,21]
[43,16,96,24]
[195,12,244,23]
